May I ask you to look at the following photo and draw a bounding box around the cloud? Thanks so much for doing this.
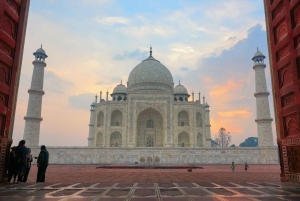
[218,110,252,119]
[114,49,148,61]
[44,68,73,93]
[95,16,131,25]
[180,67,189,71]
[69,93,95,110]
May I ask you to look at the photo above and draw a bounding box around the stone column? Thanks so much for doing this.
[23,46,48,147]
[88,102,95,147]
[252,49,274,147]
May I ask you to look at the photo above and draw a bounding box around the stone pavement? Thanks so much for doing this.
[1,164,299,201]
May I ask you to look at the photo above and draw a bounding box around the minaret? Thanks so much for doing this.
[23,45,48,147]
[88,101,95,147]
[204,102,212,147]
[252,48,274,147]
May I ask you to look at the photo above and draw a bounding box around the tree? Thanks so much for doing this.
[215,127,231,147]
[211,140,218,147]
[230,144,236,147]
[239,137,258,147]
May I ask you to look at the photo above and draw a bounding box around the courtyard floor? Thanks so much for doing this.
[1,164,299,201]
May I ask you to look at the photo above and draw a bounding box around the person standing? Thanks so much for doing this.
[22,148,33,182]
[36,145,49,182]
[7,146,18,183]
[244,162,249,172]
[15,140,28,183]
[231,162,235,172]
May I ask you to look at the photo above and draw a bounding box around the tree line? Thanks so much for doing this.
[211,127,258,147]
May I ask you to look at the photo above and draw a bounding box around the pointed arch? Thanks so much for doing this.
[137,107,163,147]
[110,131,122,147]
[111,110,122,126]
[178,110,189,126]
[96,132,103,147]
[97,111,104,127]
[178,131,190,147]
[197,132,203,147]
[196,112,203,127]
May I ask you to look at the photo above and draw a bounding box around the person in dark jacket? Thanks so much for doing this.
[22,148,33,182]
[7,146,18,183]
[36,145,49,182]
[15,140,28,183]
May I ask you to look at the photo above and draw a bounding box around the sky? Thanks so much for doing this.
[12,0,276,146]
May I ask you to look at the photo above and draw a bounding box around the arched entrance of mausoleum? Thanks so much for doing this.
[136,107,164,147]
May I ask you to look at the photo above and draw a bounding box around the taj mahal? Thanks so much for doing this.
[87,47,211,149]
[23,46,278,165]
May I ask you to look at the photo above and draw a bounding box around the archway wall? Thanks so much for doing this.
[128,96,173,148]
[136,107,164,147]
[93,102,127,148]
[174,105,207,147]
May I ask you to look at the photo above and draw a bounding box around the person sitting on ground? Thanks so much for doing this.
[231,162,235,172]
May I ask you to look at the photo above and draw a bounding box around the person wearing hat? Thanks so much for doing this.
[7,146,18,183]
[36,145,49,182]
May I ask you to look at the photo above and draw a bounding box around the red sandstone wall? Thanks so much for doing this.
[264,0,300,182]
[0,0,30,181]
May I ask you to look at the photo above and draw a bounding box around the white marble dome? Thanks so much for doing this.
[127,55,174,92]
[174,83,188,95]
[113,82,127,94]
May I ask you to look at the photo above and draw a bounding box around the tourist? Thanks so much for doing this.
[15,140,28,183]
[231,162,235,172]
[7,146,18,183]
[22,148,33,182]
[244,162,249,172]
[36,145,49,182]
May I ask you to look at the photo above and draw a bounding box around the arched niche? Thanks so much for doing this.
[96,132,103,147]
[136,107,163,147]
[196,112,203,127]
[178,110,189,126]
[178,131,190,147]
[197,132,203,147]
[110,131,122,147]
[97,111,104,127]
[111,110,122,126]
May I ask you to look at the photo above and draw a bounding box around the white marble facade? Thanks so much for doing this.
[88,49,212,148]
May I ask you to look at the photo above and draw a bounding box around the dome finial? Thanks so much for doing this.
[121,80,122,84]
[257,47,258,51]
[179,80,181,85]
[41,44,42,48]
[150,45,152,56]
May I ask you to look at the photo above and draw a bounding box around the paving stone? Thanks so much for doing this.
[232,187,263,195]
[133,189,156,196]
[106,189,130,196]
[183,188,210,196]
[226,197,254,201]
[51,189,79,196]
[78,189,105,196]
[130,198,157,201]
[159,188,183,196]
[161,198,189,201]
[195,182,217,187]
[206,187,235,195]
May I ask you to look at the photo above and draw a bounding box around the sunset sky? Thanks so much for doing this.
[12,0,276,146]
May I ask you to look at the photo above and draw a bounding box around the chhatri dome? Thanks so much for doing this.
[174,81,188,95]
[113,81,127,94]
[127,47,174,92]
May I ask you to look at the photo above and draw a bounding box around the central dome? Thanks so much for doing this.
[127,51,174,92]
